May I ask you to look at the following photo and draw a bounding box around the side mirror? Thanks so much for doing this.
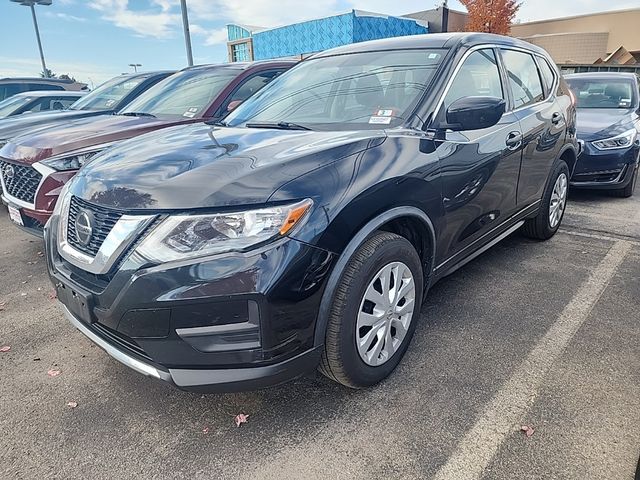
[445,96,506,131]
[227,100,242,112]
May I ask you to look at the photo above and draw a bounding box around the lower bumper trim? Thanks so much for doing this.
[62,303,323,392]
[62,304,171,381]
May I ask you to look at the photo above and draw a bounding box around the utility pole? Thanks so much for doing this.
[11,0,52,77]
[179,0,194,66]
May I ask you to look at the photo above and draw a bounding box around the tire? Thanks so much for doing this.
[319,231,424,388]
[522,160,570,240]
[609,164,637,198]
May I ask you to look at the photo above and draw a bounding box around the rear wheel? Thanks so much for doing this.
[319,232,424,388]
[609,164,637,198]
[522,160,569,240]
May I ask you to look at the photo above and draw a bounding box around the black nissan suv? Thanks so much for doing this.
[45,33,578,392]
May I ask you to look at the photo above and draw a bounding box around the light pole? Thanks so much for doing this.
[179,0,194,67]
[128,63,142,73]
[10,0,52,77]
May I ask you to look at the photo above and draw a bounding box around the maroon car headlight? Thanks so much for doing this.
[134,199,313,263]
[41,142,120,171]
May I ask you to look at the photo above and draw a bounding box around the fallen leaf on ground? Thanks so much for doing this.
[234,413,249,427]
[33,357,41,361]
[37,251,44,257]
[47,369,61,377]
[202,426,209,434]
[49,291,57,300]
[521,425,535,437]
[67,401,78,409]
[20,293,27,297]
[0,345,10,353]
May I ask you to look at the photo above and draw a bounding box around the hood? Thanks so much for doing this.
[0,114,194,165]
[575,108,637,141]
[0,109,109,143]
[71,123,385,210]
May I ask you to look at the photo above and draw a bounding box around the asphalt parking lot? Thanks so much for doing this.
[0,190,638,480]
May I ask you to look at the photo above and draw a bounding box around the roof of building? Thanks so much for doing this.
[512,7,640,27]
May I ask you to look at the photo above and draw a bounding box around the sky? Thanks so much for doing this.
[0,0,637,88]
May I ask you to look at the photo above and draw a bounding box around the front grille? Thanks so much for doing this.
[67,196,123,256]
[0,160,42,203]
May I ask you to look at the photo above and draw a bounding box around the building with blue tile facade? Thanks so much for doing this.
[226,10,428,62]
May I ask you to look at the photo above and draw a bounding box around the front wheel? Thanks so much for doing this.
[319,232,424,388]
[522,160,570,240]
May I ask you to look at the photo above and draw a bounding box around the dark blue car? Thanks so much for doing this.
[565,73,640,197]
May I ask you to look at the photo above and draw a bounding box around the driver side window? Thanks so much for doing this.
[444,49,504,110]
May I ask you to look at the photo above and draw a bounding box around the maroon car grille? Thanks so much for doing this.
[0,160,42,203]
[67,196,122,256]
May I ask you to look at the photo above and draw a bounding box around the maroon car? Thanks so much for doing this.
[0,60,295,235]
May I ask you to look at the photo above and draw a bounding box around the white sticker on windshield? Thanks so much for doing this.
[369,116,392,125]
[187,107,198,113]
[105,99,116,107]
[620,98,631,107]
[377,109,393,117]
[182,110,196,118]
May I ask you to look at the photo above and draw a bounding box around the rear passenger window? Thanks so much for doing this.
[537,58,556,95]
[26,83,64,91]
[501,50,544,108]
[444,49,504,110]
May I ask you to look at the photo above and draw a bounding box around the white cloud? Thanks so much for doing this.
[89,0,181,39]
[44,12,87,22]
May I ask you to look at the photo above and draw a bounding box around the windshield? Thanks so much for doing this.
[70,75,146,111]
[226,49,445,130]
[120,69,238,118]
[565,78,638,109]
[0,95,32,118]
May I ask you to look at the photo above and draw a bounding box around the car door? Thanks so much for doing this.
[499,49,564,206]
[434,47,522,264]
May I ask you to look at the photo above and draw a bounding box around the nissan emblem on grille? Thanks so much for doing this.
[74,210,94,246]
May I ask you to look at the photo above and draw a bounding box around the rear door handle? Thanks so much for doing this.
[551,112,562,125]
[506,131,522,151]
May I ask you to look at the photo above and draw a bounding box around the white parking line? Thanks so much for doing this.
[433,240,632,480]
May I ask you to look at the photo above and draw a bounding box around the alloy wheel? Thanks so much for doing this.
[356,261,416,367]
[549,172,568,228]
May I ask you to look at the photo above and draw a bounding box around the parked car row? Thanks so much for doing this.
[0,33,637,393]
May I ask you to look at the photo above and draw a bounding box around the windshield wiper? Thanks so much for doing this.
[245,121,312,131]
[120,111,156,118]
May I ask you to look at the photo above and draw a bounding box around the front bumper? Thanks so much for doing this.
[46,213,335,392]
[570,141,639,189]
[62,304,323,392]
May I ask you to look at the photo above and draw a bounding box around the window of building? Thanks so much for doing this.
[501,49,544,109]
[444,49,504,110]
[231,42,250,62]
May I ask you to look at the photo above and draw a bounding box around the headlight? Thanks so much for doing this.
[41,142,119,171]
[135,199,313,263]
[42,151,101,171]
[591,128,638,151]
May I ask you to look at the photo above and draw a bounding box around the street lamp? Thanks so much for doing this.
[128,63,142,73]
[10,0,52,78]
[179,0,194,67]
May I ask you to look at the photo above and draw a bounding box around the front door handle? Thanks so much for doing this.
[551,112,562,125]
[506,131,523,151]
